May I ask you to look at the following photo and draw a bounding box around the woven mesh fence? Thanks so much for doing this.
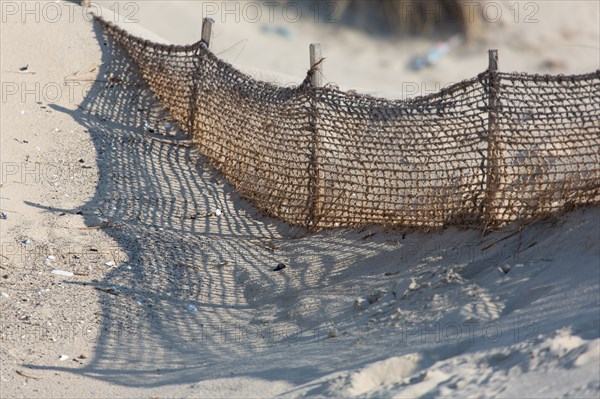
[95,17,600,231]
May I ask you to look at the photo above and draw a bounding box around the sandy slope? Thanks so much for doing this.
[1,1,599,398]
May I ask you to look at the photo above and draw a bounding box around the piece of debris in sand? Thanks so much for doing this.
[105,260,115,267]
[51,269,73,277]
[79,220,122,230]
[187,304,198,312]
[353,297,368,311]
[215,208,222,217]
[367,289,386,304]
[0,212,7,220]
[273,263,286,272]
[409,35,461,70]
[94,286,119,296]
[142,120,157,133]
[19,65,29,71]
[59,354,69,361]
[498,264,512,274]
[361,232,375,240]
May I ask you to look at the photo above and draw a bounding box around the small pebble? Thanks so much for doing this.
[59,355,69,361]
[353,297,368,311]
[0,212,7,220]
[408,278,419,290]
[105,260,115,267]
[215,209,222,217]
[187,304,198,312]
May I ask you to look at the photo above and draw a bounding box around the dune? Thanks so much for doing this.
[0,1,598,398]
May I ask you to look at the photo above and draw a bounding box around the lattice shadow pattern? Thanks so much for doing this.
[95,17,600,232]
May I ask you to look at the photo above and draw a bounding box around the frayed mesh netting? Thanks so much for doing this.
[95,17,600,231]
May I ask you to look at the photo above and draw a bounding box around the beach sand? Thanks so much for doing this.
[0,1,598,397]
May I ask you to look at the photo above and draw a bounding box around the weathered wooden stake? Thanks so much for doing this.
[201,17,214,47]
[488,49,498,72]
[483,49,500,234]
[309,43,323,87]
[307,43,325,231]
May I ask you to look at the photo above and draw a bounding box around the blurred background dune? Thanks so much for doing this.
[94,0,599,97]
[303,0,486,38]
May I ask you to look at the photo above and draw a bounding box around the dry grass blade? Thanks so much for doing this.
[16,370,42,380]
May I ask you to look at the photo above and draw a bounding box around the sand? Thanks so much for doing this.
[0,1,598,398]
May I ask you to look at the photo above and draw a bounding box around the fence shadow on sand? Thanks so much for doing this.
[24,14,600,390]
[27,19,425,388]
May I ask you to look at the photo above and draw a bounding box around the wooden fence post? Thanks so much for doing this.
[310,43,323,87]
[190,18,213,137]
[488,49,498,72]
[484,49,500,233]
[201,17,214,47]
[308,43,324,231]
